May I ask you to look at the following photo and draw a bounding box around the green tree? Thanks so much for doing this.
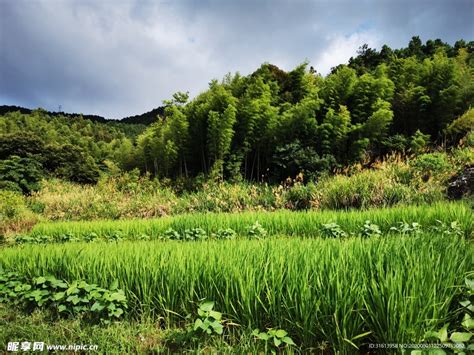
[0,156,43,194]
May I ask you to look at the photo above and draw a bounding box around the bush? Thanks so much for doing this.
[0,156,43,194]
[317,169,404,209]
[413,153,450,175]
[282,182,316,210]
[0,190,37,236]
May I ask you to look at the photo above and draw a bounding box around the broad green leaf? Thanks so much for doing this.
[275,329,287,338]
[462,314,474,330]
[71,295,80,305]
[110,292,126,302]
[213,323,223,334]
[113,308,123,317]
[35,277,46,285]
[209,310,222,321]
[258,333,270,341]
[425,330,441,340]
[282,336,295,346]
[66,286,78,295]
[273,337,281,347]
[450,332,472,342]
[194,318,203,330]
[58,304,67,312]
[427,350,446,355]
[91,302,104,312]
[200,301,214,312]
[252,329,260,336]
[465,278,474,290]
[438,324,449,342]
[53,292,65,300]
[110,280,119,291]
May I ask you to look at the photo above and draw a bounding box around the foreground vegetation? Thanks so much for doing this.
[2,233,472,352]
[1,201,473,353]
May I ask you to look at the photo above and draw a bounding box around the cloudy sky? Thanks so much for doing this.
[1,0,473,119]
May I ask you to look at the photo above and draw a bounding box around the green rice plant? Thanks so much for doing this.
[0,234,471,351]
[26,202,473,240]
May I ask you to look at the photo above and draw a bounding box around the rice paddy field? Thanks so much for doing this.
[1,201,473,353]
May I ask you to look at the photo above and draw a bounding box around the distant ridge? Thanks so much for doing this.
[121,106,165,125]
[0,105,164,125]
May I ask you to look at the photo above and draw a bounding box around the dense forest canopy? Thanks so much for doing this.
[1,37,473,193]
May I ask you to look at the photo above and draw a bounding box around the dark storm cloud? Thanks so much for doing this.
[0,0,473,118]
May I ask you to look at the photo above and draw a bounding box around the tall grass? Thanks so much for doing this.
[1,234,471,351]
[28,201,473,238]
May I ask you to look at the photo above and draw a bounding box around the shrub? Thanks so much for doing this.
[413,153,450,175]
[317,169,400,209]
[282,182,316,210]
[0,190,37,236]
[0,156,43,194]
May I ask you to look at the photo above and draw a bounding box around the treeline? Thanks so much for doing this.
[132,37,473,181]
[1,37,473,193]
[0,110,144,192]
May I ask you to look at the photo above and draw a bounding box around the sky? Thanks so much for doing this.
[1,0,473,119]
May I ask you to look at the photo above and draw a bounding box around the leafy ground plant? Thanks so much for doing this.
[320,222,347,238]
[193,301,224,335]
[390,222,422,235]
[0,271,127,323]
[360,220,382,237]
[212,228,236,239]
[252,328,295,351]
[247,221,267,239]
[418,277,474,354]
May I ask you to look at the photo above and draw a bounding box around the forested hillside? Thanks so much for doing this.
[1,37,473,193]
[0,110,145,191]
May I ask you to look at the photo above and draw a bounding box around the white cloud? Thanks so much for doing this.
[313,31,381,75]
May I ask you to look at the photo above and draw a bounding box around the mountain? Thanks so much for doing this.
[0,105,164,125]
[120,107,164,125]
